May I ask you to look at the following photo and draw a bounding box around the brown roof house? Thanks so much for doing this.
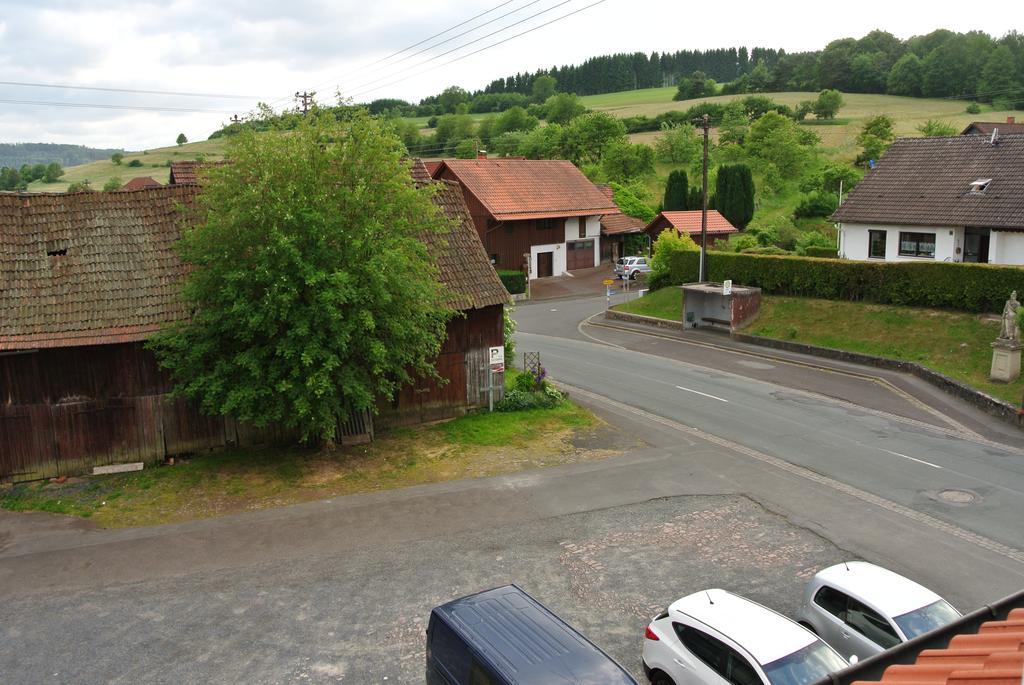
[832,134,1024,264]
[961,116,1024,137]
[644,210,740,247]
[0,164,508,481]
[432,159,618,279]
[120,176,163,191]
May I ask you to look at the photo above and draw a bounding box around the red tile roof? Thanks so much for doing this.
[962,118,1024,136]
[647,210,739,235]
[851,609,1024,685]
[0,167,507,351]
[120,176,162,191]
[601,213,646,235]
[434,159,618,221]
[168,160,227,185]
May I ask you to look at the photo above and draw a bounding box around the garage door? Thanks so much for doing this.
[566,240,594,270]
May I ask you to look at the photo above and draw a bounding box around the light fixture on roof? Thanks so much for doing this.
[970,178,992,194]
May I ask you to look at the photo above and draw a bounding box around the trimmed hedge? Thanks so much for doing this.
[498,269,526,295]
[804,246,839,258]
[649,251,1024,313]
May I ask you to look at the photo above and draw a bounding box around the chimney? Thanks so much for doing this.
[1008,116,1016,125]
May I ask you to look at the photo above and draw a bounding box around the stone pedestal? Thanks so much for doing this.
[990,340,1022,383]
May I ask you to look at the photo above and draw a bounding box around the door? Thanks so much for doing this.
[670,623,743,685]
[964,232,990,263]
[566,240,595,270]
[537,251,553,278]
[812,586,900,660]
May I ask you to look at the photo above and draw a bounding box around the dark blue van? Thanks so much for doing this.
[426,584,638,685]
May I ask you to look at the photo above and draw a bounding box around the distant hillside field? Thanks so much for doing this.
[26,139,226,193]
[0,142,124,169]
[580,89,1017,161]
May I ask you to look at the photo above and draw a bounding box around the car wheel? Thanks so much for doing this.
[630,270,638,280]
[651,671,676,685]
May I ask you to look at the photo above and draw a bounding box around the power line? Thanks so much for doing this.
[272,0,525,107]
[345,0,582,99]
[347,0,608,100]
[344,0,545,89]
[0,98,236,114]
[0,80,264,100]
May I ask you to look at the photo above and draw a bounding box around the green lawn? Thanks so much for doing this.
[614,286,682,321]
[612,292,1023,405]
[0,399,596,528]
[752,297,1023,404]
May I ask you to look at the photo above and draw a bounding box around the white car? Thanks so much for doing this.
[643,589,848,685]
[795,562,961,661]
[614,256,651,280]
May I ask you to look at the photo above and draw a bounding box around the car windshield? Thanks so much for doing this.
[762,641,848,685]
[893,600,960,639]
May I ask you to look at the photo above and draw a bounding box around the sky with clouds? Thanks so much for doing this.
[0,0,1014,151]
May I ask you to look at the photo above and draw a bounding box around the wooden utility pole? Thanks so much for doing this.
[294,91,314,115]
[699,113,710,283]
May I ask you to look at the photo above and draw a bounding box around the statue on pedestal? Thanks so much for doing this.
[998,291,1020,342]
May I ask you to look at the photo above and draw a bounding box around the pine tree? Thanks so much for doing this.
[715,164,755,229]
[663,170,689,210]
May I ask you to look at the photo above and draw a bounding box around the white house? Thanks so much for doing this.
[833,134,1024,265]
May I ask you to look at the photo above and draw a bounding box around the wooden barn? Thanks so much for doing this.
[0,167,508,482]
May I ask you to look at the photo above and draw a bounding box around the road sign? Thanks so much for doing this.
[491,363,505,373]
[489,346,504,366]
[602,279,615,286]
[723,279,733,296]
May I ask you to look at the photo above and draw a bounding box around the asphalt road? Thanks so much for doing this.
[514,296,1024,552]
[1,295,1023,684]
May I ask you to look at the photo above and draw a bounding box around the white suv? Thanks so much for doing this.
[614,256,651,280]
[642,589,848,685]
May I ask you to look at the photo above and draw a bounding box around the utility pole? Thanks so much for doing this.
[699,113,710,283]
[294,91,314,115]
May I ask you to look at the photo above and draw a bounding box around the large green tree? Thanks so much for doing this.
[600,142,655,182]
[151,113,454,443]
[663,170,689,211]
[563,112,627,165]
[715,164,755,229]
[886,53,923,96]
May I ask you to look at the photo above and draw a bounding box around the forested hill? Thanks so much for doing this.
[0,143,124,169]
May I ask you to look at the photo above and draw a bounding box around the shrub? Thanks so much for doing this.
[793,191,839,219]
[965,102,982,114]
[496,385,564,412]
[498,270,526,294]
[513,371,537,393]
[645,251,1024,313]
[804,246,839,258]
[127,159,143,167]
[794,230,834,255]
[651,228,699,286]
[740,246,790,255]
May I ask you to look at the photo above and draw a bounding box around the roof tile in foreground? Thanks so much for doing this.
[851,607,1024,685]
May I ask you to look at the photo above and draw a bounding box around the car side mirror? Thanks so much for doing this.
[849,655,859,665]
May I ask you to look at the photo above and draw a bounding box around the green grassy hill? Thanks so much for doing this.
[26,139,227,193]
[582,89,1016,162]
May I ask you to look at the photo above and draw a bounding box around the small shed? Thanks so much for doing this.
[681,282,761,332]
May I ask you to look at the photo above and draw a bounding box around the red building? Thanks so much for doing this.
[644,210,739,247]
[432,159,618,279]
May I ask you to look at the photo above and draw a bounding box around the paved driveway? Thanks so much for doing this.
[529,263,641,300]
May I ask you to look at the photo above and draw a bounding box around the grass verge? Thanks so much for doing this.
[0,398,601,529]
[612,292,1023,405]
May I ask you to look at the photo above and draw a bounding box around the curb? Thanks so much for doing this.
[603,309,1023,430]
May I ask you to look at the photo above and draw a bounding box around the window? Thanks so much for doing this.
[537,219,556,231]
[868,230,886,259]
[969,178,992,194]
[427,619,469,683]
[893,600,960,639]
[579,218,587,239]
[469,659,497,685]
[813,586,848,619]
[846,598,900,649]
[898,232,935,258]
[674,624,729,675]
[762,641,848,685]
[725,651,761,685]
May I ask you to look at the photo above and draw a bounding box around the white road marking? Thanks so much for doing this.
[879,448,943,469]
[676,385,729,403]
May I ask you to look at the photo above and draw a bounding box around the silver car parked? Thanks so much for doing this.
[795,562,961,662]
[614,256,651,280]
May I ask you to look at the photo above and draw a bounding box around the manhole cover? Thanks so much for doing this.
[938,489,977,504]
